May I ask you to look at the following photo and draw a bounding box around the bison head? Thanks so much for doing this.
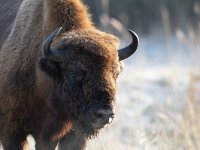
[39,27,138,137]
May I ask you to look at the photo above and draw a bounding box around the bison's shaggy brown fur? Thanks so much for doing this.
[0,0,138,149]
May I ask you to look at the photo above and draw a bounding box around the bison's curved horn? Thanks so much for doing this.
[118,29,139,61]
[42,27,67,62]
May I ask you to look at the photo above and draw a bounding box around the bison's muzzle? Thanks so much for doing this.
[90,108,114,129]
[83,99,115,129]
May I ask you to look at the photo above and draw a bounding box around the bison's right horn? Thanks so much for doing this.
[118,29,139,61]
[42,27,67,62]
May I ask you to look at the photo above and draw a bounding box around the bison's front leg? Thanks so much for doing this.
[0,113,27,150]
[34,115,61,150]
[1,128,27,150]
[34,126,58,150]
[58,131,86,150]
[35,139,58,150]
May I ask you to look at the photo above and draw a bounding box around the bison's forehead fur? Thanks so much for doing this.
[50,29,122,81]
[54,29,120,60]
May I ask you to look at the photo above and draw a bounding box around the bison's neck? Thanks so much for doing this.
[43,0,94,33]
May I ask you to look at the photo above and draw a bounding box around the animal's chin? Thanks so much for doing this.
[80,121,110,138]
[72,120,100,138]
[71,116,114,139]
[90,118,112,129]
[90,123,106,129]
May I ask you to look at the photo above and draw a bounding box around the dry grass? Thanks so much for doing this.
[175,74,200,149]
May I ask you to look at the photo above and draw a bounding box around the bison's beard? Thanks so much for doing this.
[72,119,100,139]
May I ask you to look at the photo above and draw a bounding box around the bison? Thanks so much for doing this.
[0,0,138,149]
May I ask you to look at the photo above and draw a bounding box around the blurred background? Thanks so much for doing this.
[83,0,200,149]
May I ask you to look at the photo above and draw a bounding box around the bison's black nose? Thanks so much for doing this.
[91,109,114,129]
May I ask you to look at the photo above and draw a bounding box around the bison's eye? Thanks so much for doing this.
[69,71,83,81]
[67,68,85,87]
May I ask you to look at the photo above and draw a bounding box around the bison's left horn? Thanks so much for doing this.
[42,27,67,62]
[118,29,139,61]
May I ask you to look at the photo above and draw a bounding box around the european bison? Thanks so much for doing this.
[0,0,138,149]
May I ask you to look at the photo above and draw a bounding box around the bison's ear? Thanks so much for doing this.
[38,57,62,78]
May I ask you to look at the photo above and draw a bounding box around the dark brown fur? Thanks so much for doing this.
[0,0,121,150]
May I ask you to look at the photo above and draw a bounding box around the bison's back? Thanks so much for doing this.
[0,0,44,111]
[0,0,23,49]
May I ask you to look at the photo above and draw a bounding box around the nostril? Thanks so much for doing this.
[92,109,114,120]
[93,111,104,118]
[90,109,115,128]
[108,112,114,118]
